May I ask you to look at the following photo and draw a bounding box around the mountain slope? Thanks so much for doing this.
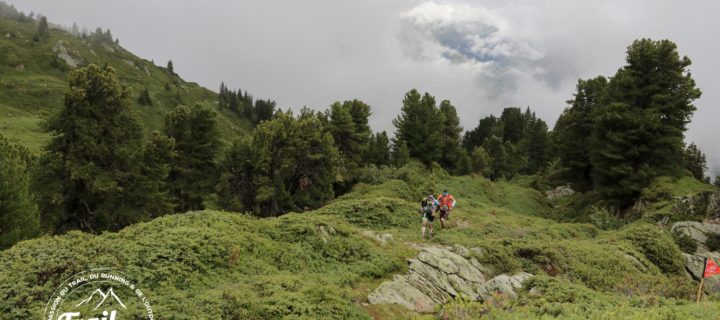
[1,164,718,319]
[0,16,250,152]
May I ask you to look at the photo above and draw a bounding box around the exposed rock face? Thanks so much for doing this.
[673,191,720,218]
[672,221,720,253]
[546,185,575,200]
[368,245,533,313]
[52,40,82,68]
[477,272,533,301]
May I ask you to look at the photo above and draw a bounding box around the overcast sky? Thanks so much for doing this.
[12,0,720,175]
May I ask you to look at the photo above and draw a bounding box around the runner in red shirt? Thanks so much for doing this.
[437,189,456,229]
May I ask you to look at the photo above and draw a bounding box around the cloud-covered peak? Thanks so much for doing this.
[399,1,566,98]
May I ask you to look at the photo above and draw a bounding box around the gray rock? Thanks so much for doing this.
[477,272,533,301]
[546,185,575,200]
[52,40,82,68]
[368,275,436,313]
[673,191,720,219]
[683,253,720,294]
[672,221,720,253]
[369,245,525,313]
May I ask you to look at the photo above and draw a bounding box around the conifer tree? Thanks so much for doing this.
[0,135,39,249]
[590,39,701,208]
[367,131,391,166]
[499,107,525,144]
[438,100,466,174]
[483,135,514,180]
[392,89,444,164]
[219,111,339,216]
[463,115,502,151]
[518,116,552,174]
[167,60,174,75]
[554,77,608,189]
[392,141,410,167]
[470,146,492,177]
[254,99,276,124]
[32,16,48,42]
[165,105,221,212]
[33,64,163,233]
[684,143,707,181]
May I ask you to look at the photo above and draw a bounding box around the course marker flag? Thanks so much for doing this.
[697,257,720,303]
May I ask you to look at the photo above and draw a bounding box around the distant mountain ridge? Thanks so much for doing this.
[0,8,251,152]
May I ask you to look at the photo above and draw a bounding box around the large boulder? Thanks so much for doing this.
[671,221,720,253]
[368,245,532,313]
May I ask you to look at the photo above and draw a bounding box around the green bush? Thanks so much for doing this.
[706,233,720,252]
[618,223,685,274]
[673,231,698,253]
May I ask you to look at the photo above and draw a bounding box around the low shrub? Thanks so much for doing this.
[618,223,685,274]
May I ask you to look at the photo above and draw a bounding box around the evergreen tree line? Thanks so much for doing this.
[218,82,275,125]
[391,89,470,174]
[1,39,717,249]
[0,64,396,247]
[461,107,553,180]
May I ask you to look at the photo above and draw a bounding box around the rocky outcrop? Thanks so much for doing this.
[368,245,533,313]
[477,272,533,301]
[52,40,82,68]
[672,221,720,253]
[546,185,575,200]
[673,191,720,218]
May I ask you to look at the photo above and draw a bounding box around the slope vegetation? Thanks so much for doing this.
[0,16,249,152]
[1,164,718,319]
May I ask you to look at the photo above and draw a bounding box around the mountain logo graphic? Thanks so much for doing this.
[74,288,127,310]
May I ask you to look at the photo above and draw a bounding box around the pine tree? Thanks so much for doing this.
[33,64,163,233]
[367,131,391,166]
[483,135,513,180]
[518,117,552,174]
[392,89,444,164]
[217,139,256,212]
[0,135,39,249]
[500,107,525,144]
[591,39,701,208]
[327,100,371,185]
[221,110,340,216]
[554,77,608,189]
[470,146,492,177]
[438,100,465,174]
[684,143,707,181]
[392,141,410,167]
[328,102,359,177]
[32,15,48,42]
[167,60,174,75]
[132,132,176,216]
[463,115,502,151]
[254,99,276,124]
[165,105,221,213]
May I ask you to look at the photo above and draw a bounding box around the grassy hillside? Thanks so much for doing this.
[2,164,718,319]
[0,16,250,153]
